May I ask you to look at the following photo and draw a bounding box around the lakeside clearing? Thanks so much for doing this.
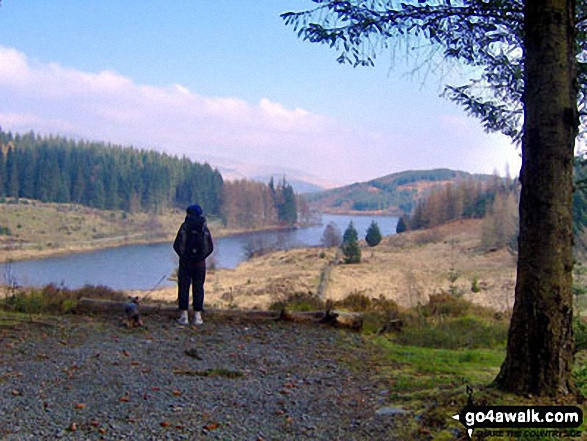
[0,200,517,313]
[142,218,517,312]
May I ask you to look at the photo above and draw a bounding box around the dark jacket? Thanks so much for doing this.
[173,214,213,268]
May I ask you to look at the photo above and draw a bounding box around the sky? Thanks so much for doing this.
[0,0,522,186]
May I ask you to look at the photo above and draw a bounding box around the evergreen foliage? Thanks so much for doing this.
[341,221,361,264]
[396,216,408,234]
[365,220,382,247]
[0,130,223,215]
[269,177,298,226]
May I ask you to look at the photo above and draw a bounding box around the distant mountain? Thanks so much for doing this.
[307,168,492,214]
[202,156,340,194]
[251,175,327,194]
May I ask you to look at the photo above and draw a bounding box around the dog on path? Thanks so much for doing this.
[124,296,143,328]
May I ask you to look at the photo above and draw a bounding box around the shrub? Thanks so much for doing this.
[419,292,471,318]
[0,283,127,314]
[333,293,403,334]
[320,222,342,248]
[73,284,128,301]
[269,292,325,312]
[395,315,509,349]
[575,317,587,352]
[396,216,408,234]
[334,291,373,311]
[471,277,481,293]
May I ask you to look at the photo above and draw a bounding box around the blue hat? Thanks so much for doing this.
[186,204,203,215]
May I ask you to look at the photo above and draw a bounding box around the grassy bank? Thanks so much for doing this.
[0,200,186,261]
[0,199,292,262]
[272,291,587,440]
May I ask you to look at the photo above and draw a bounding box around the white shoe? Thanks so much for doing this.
[177,310,189,325]
[193,312,204,325]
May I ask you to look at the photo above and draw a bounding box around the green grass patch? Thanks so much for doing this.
[395,314,509,349]
[372,336,504,400]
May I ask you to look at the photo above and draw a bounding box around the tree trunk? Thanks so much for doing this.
[494,0,577,396]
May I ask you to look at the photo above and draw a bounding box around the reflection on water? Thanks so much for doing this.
[1,213,398,290]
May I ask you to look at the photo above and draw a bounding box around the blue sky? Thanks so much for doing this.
[0,0,521,185]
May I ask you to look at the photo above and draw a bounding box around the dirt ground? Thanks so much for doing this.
[0,313,403,440]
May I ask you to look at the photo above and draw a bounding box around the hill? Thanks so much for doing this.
[206,156,339,194]
[306,168,492,214]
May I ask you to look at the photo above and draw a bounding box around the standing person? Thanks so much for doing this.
[173,204,214,325]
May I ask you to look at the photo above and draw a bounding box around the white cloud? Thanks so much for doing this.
[0,45,521,183]
[0,46,354,175]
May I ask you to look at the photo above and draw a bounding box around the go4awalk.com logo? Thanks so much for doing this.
[451,388,583,438]
[452,405,583,438]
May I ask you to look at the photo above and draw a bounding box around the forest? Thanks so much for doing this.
[403,159,587,253]
[0,130,301,228]
[306,168,491,214]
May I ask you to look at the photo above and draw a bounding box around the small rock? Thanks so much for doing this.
[375,406,407,417]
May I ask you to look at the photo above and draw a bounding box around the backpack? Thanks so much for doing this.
[177,222,213,262]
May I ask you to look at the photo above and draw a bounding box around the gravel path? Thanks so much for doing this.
[0,314,400,440]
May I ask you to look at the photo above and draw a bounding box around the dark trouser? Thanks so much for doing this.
[177,264,206,312]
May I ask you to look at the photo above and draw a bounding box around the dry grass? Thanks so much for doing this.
[0,200,186,261]
[142,247,337,309]
[0,200,251,262]
[146,219,517,311]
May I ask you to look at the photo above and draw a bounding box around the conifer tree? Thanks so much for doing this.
[5,146,18,198]
[0,146,4,198]
[270,177,298,226]
[0,129,224,215]
[396,216,408,234]
[341,221,361,264]
[365,220,382,247]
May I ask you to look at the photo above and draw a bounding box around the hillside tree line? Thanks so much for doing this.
[407,174,518,231]
[0,130,308,230]
[222,177,308,228]
[405,160,587,254]
[0,131,223,215]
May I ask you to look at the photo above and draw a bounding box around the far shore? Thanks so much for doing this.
[0,201,394,265]
[0,221,316,263]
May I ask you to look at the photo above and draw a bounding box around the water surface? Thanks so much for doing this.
[2,213,397,290]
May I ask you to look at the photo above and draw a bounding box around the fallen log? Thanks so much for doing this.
[74,298,363,330]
